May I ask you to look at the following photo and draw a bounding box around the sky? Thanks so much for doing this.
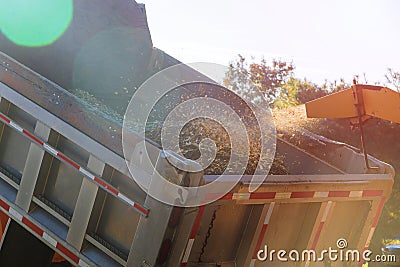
[139,0,400,85]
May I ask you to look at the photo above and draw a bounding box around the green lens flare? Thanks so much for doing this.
[0,0,73,47]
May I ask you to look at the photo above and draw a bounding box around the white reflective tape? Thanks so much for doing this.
[314,191,329,198]
[9,207,23,221]
[119,193,135,206]
[249,259,256,267]
[10,121,23,133]
[321,201,332,222]
[43,232,58,247]
[78,259,90,267]
[233,193,250,200]
[349,191,363,198]
[79,168,95,180]
[264,202,275,225]
[182,239,195,263]
[365,227,375,247]
[275,192,291,199]
[43,143,58,156]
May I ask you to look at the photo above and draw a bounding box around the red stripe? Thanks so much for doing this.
[253,224,268,259]
[362,190,383,197]
[190,206,205,239]
[105,185,118,196]
[220,193,234,200]
[372,197,386,227]
[0,199,10,211]
[291,191,315,198]
[94,177,118,195]
[22,130,44,146]
[181,264,187,267]
[311,222,324,250]
[22,217,44,236]
[57,153,80,170]
[56,243,79,264]
[250,192,276,199]
[94,177,106,188]
[359,249,370,267]
[0,114,10,124]
[328,191,350,197]
[134,203,148,216]
[204,193,233,200]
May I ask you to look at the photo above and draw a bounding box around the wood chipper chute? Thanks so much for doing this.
[306,82,400,170]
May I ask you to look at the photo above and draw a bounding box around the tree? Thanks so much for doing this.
[385,68,400,91]
[223,55,256,101]
[292,78,328,104]
[323,78,350,93]
[273,77,300,108]
[223,55,294,104]
[249,58,294,103]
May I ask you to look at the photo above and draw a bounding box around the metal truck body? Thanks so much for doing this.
[0,52,394,267]
[0,1,394,266]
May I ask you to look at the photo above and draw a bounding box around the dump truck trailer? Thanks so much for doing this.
[0,1,395,266]
[0,52,394,267]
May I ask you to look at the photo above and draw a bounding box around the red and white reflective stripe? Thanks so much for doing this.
[0,198,92,267]
[250,202,275,267]
[356,197,386,267]
[364,196,386,250]
[303,201,334,267]
[311,201,333,250]
[218,190,383,201]
[181,206,205,267]
[0,112,149,217]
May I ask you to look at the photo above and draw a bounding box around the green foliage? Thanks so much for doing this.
[223,55,255,101]
[223,55,294,104]
[249,58,294,103]
[273,77,300,109]
[295,78,329,104]
[223,55,336,108]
